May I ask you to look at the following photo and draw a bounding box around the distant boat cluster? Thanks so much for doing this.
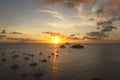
[0,50,62,79]
[0,43,85,80]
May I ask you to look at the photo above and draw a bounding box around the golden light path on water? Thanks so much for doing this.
[51,43,60,79]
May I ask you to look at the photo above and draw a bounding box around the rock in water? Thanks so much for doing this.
[60,45,66,48]
[70,44,84,49]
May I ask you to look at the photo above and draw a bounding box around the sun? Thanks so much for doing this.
[53,38,59,43]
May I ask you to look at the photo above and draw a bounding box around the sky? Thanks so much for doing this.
[0,0,120,43]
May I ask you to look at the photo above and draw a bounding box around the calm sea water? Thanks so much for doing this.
[0,43,120,80]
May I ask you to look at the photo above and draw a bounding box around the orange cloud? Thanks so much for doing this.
[103,4,120,17]
[35,0,93,7]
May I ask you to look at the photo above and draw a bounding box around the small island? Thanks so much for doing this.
[70,44,84,49]
[65,42,70,45]
[59,45,66,48]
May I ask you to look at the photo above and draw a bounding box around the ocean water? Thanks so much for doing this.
[0,43,120,80]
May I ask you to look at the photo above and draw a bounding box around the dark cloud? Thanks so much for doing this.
[97,20,113,26]
[82,36,102,40]
[82,10,118,41]
[93,5,104,17]
[84,31,108,40]
[35,0,93,7]
[82,24,117,40]
[111,16,120,21]
[96,7,103,14]
[101,26,116,32]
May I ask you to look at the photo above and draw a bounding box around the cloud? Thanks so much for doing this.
[97,20,112,26]
[66,36,81,40]
[103,4,120,17]
[82,24,117,40]
[84,31,107,40]
[99,0,120,17]
[0,29,23,35]
[0,29,35,42]
[0,35,6,39]
[35,0,120,22]
[0,33,35,42]
[6,37,37,42]
[70,34,76,36]
[38,9,65,20]
[35,0,93,7]
[10,32,23,35]
[1,29,7,34]
[42,31,82,40]
[92,4,104,17]
[101,26,117,32]
[111,16,120,21]
[82,36,102,40]
[42,31,66,38]
[65,33,82,40]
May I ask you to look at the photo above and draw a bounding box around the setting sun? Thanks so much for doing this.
[53,38,59,43]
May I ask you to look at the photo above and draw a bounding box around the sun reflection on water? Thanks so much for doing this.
[51,44,60,79]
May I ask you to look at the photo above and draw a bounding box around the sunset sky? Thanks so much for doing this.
[0,0,120,43]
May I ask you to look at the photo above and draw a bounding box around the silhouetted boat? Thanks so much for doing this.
[56,55,59,57]
[11,64,19,69]
[1,58,6,61]
[41,59,47,63]
[51,53,55,55]
[93,78,101,80]
[48,56,51,58]
[1,52,5,55]
[22,53,26,55]
[39,52,43,55]
[24,57,29,60]
[29,62,38,66]
[21,73,27,77]
[33,71,44,78]
[56,50,59,53]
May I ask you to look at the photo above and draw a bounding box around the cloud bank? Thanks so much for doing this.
[35,0,92,7]
[0,29,38,43]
